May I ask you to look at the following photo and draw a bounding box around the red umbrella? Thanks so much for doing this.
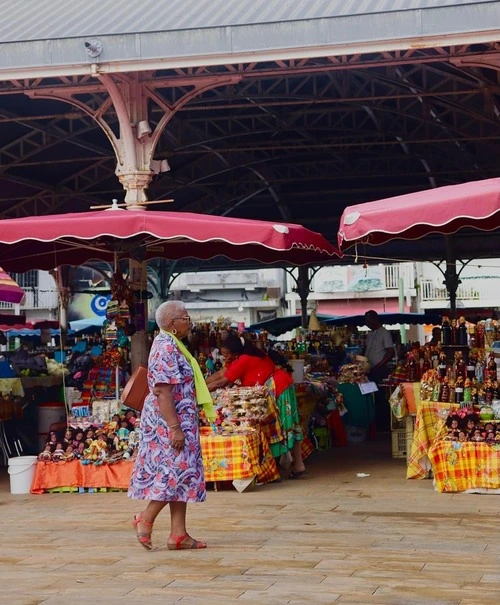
[338,177,500,250]
[0,267,25,304]
[0,209,339,272]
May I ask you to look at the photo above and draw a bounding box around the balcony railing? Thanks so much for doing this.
[0,288,59,311]
[384,264,414,290]
[420,280,481,302]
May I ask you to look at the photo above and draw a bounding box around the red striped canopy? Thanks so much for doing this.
[0,267,25,304]
[338,177,500,250]
[0,208,340,272]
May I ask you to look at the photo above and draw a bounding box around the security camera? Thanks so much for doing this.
[84,39,103,58]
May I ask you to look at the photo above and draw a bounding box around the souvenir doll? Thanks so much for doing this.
[108,414,121,432]
[124,409,137,428]
[445,416,460,441]
[63,428,73,447]
[73,431,84,449]
[75,441,86,459]
[108,431,120,451]
[117,420,130,444]
[484,422,495,434]
[47,431,58,448]
[486,430,496,443]
[93,434,109,465]
[465,416,477,434]
[123,429,138,459]
[63,445,75,461]
[458,431,467,442]
[85,437,101,461]
[52,443,65,462]
[38,444,53,461]
[84,428,95,446]
[471,429,484,442]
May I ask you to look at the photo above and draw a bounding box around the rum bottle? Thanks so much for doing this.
[458,316,468,346]
[442,316,451,346]
[455,351,466,380]
[455,376,464,405]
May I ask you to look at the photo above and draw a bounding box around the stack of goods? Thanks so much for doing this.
[420,351,499,405]
[442,316,499,349]
[210,385,270,434]
[443,408,500,444]
[37,410,140,464]
[337,359,369,384]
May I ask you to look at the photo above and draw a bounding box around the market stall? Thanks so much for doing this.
[30,427,279,494]
[392,318,500,489]
[429,441,500,493]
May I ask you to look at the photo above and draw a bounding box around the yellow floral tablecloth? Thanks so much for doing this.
[428,441,500,492]
[406,401,459,479]
[200,428,280,484]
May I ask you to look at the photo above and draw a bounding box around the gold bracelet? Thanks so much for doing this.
[170,423,181,429]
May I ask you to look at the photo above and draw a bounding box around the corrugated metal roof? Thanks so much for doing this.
[0,0,494,43]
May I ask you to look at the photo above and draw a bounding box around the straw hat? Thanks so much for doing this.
[308,309,322,331]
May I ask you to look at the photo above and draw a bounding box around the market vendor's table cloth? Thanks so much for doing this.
[31,429,279,493]
[200,428,279,484]
[31,459,133,494]
[407,401,459,479]
[337,383,375,429]
[429,441,500,493]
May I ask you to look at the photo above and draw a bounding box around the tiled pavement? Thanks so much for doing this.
[1,437,500,605]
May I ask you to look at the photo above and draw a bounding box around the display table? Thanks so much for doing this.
[31,459,133,494]
[337,382,375,429]
[200,428,279,484]
[428,441,500,493]
[31,429,280,494]
[406,401,458,479]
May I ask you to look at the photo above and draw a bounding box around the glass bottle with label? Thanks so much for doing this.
[441,316,451,346]
[438,352,447,379]
[455,376,464,405]
[458,316,468,346]
[455,351,466,380]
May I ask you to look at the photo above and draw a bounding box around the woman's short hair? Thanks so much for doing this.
[155,301,187,329]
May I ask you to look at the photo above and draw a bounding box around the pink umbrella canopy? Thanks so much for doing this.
[0,209,340,272]
[0,267,25,304]
[338,177,500,250]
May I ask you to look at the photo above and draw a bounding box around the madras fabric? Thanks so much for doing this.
[200,427,279,484]
[429,441,500,493]
[301,436,315,459]
[406,401,459,479]
[81,367,125,405]
[261,377,284,446]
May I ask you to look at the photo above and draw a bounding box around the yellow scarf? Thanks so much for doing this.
[162,330,215,421]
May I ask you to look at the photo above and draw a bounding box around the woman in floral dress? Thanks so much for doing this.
[129,301,207,550]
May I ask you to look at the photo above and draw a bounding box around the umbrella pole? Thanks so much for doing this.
[113,253,120,404]
[444,237,460,317]
[296,266,311,329]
